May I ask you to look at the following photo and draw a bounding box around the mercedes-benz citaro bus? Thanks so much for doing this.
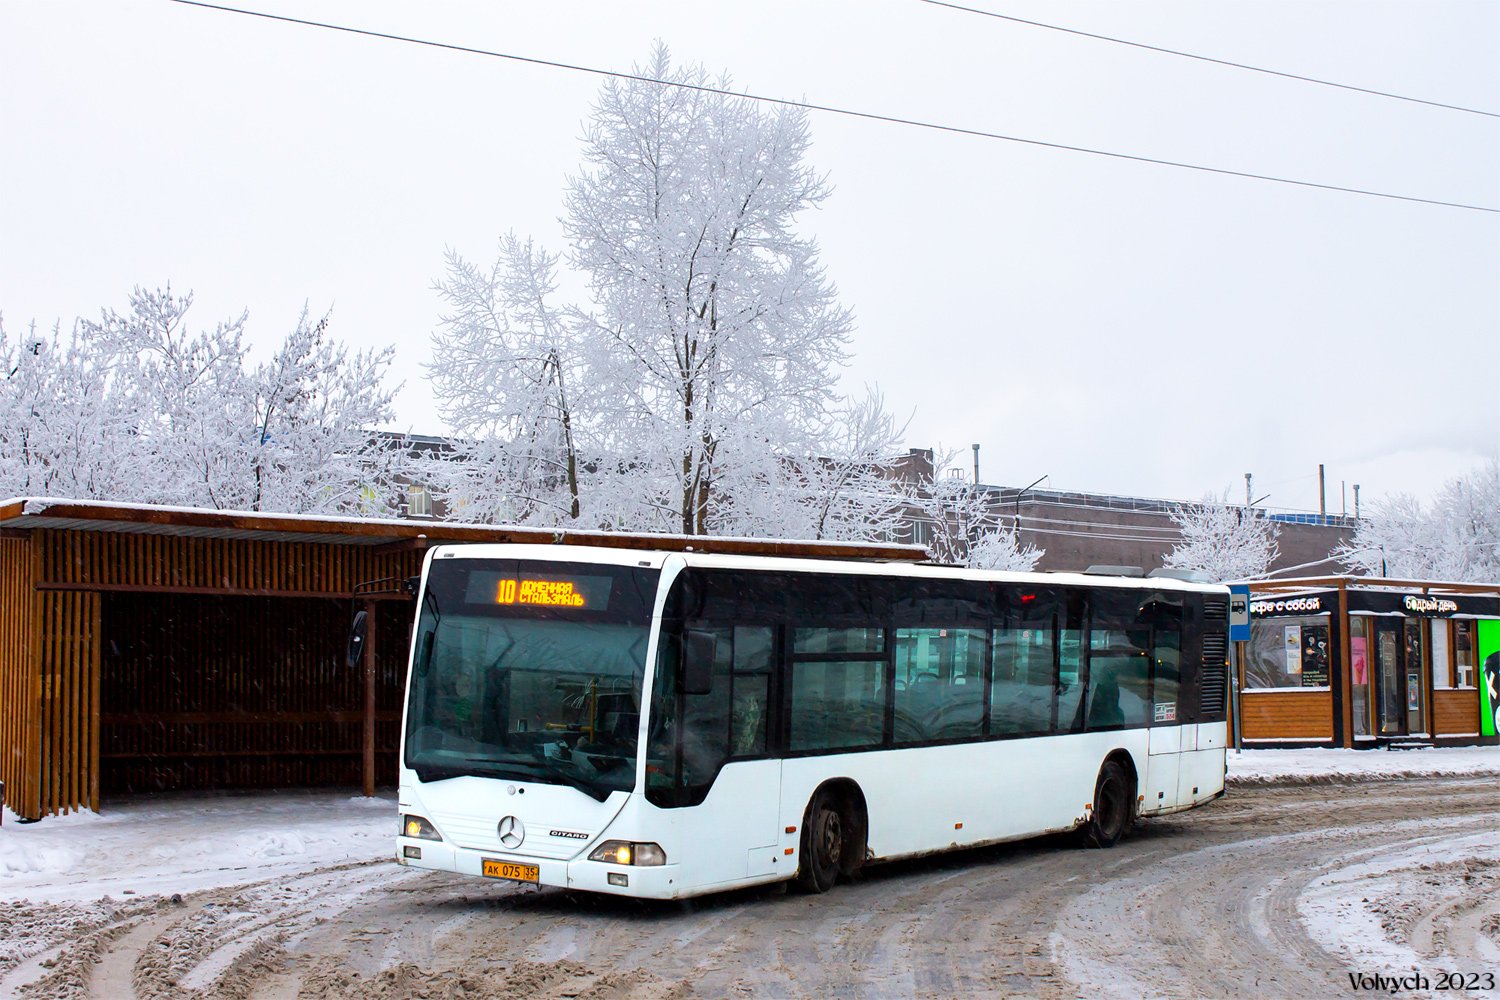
[395,544,1230,899]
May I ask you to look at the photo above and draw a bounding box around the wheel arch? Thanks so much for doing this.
[807,777,869,873]
[1104,748,1141,815]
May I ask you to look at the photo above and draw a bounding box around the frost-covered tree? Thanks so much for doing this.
[1335,459,1500,581]
[426,238,587,524]
[429,43,904,538]
[80,286,250,507]
[720,386,909,541]
[244,309,401,513]
[1,286,401,514]
[967,525,1045,572]
[568,44,854,535]
[0,316,136,500]
[1162,490,1280,582]
[909,450,1042,569]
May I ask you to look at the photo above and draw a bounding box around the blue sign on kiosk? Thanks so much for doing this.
[1229,584,1250,641]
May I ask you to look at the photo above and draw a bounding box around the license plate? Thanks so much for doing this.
[482,859,539,883]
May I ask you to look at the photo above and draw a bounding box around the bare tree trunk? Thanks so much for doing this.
[550,351,581,520]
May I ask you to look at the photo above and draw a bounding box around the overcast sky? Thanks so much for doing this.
[3,1,1496,514]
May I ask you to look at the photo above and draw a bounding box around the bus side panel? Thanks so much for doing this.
[675,759,784,888]
[778,731,1148,862]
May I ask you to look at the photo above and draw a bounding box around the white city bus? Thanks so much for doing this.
[395,545,1229,898]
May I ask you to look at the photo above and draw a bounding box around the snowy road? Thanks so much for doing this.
[2,772,1498,999]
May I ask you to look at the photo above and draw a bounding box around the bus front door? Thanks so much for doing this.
[672,625,783,888]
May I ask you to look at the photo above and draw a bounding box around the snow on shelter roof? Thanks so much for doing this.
[0,497,930,562]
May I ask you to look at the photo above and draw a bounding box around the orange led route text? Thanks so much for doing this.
[494,579,587,607]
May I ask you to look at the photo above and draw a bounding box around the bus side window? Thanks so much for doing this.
[991,623,1052,736]
[1087,629,1151,729]
[1153,631,1181,724]
[730,626,772,756]
[893,628,984,742]
[1056,592,1087,732]
[789,628,888,752]
[680,627,733,786]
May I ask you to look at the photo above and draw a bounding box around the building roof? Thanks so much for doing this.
[1247,574,1500,597]
[0,497,929,562]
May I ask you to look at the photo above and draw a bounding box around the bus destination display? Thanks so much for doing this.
[463,570,614,610]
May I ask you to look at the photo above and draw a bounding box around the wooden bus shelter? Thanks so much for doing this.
[0,498,922,819]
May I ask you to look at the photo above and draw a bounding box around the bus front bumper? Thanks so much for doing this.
[396,837,683,898]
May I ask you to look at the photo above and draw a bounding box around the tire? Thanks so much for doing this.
[1078,760,1132,849]
[795,788,844,893]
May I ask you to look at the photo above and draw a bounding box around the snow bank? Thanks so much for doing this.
[0,806,105,875]
[1298,829,1500,975]
[1228,746,1500,785]
[0,838,84,878]
[0,790,398,903]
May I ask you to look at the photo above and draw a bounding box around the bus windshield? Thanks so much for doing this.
[403,558,660,800]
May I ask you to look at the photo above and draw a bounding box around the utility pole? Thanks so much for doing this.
[972,443,980,486]
[1341,481,1346,516]
[1318,464,1326,522]
[1245,473,1252,507]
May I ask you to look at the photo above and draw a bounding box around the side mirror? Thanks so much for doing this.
[346,610,369,668]
[681,629,717,695]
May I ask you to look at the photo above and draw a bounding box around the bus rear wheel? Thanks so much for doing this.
[1079,760,1132,849]
[795,788,845,893]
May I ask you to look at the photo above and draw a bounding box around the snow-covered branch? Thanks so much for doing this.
[1335,459,1500,581]
[1162,490,1279,582]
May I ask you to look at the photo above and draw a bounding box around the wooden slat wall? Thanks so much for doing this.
[99,593,409,794]
[0,528,420,817]
[1433,689,1481,736]
[1241,690,1335,741]
[36,528,416,592]
[37,591,101,815]
[0,535,36,817]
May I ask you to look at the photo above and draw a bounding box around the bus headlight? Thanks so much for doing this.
[589,840,666,866]
[402,815,442,841]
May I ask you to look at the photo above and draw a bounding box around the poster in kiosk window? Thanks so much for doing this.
[1478,620,1500,738]
[1301,625,1330,687]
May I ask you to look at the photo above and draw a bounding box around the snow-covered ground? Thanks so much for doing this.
[4,749,1493,903]
[1228,746,1500,784]
[0,791,396,904]
[1298,829,1500,977]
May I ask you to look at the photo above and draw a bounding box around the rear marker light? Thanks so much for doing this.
[785,826,796,834]
[589,840,666,866]
[608,873,629,887]
[784,848,794,855]
[402,815,442,841]
[404,846,422,859]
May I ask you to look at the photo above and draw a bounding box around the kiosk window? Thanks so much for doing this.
[1246,616,1331,689]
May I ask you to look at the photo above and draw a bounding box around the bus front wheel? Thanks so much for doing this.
[1078,759,1133,849]
[795,788,845,893]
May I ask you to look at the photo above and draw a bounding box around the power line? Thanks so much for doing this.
[919,0,1500,119]
[167,1,1500,214]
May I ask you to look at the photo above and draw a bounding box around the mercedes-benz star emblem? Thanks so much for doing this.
[497,815,525,849]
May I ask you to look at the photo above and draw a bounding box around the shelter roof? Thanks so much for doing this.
[0,497,928,562]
